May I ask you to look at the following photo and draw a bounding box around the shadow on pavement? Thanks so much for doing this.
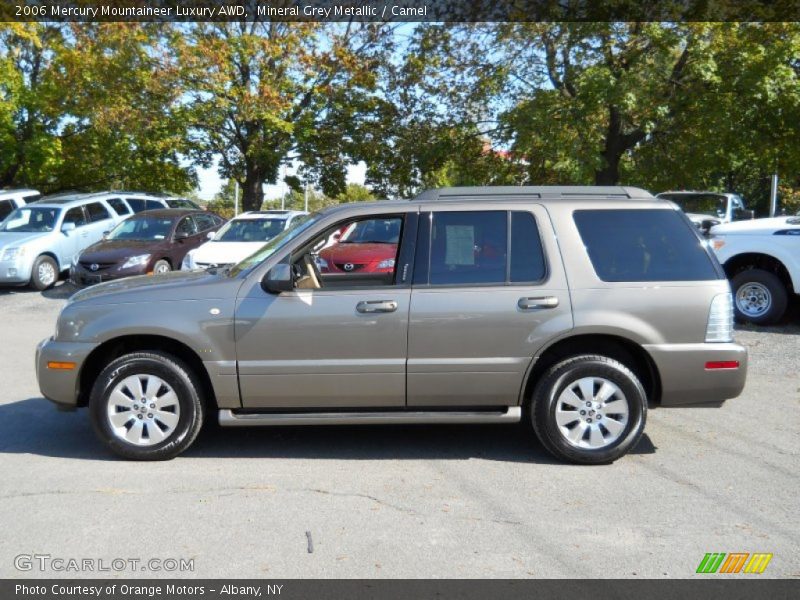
[0,280,77,300]
[0,397,657,463]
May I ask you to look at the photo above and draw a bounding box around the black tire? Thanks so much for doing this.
[153,259,171,274]
[30,255,58,290]
[531,355,647,465]
[89,351,204,460]
[730,269,788,325]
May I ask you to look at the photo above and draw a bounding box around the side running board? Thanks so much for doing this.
[218,407,521,427]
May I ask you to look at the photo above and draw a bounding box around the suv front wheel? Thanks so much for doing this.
[89,351,205,460]
[531,355,647,464]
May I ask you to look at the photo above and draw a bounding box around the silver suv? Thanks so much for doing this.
[36,187,747,464]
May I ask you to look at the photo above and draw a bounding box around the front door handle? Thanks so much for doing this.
[356,300,398,314]
[518,296,559,310]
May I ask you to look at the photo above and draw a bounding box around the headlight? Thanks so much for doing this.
[1,247,25,261]
[182,251,196,270]
[376,258,395,269]
[122,254,151,269]
[314,256,329,270]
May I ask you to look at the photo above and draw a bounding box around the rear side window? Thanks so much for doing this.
[86,202,111,222]
[126,198,147,213]
[574,209,720,282]
[430,211,507,285]
[63,206,87,228]
[107,198,130,216]
[510,211,546,282]
[0,199,14,221]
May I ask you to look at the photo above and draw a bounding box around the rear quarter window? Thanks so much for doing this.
[573,209,721,282]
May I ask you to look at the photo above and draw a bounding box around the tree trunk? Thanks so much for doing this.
[241,164,264,212]
[594,106,645,186]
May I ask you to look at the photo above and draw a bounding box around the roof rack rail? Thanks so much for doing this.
[111,190,172,198]
[413,186,653,201]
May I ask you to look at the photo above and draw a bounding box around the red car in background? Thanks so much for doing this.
[316,217,401,274]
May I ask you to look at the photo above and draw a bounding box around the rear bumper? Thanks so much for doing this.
[36,337,98,407]
[644,342,747,407]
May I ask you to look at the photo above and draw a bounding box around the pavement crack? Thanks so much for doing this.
[299,487,418,515]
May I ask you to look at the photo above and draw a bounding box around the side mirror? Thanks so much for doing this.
[61,222,76,233]
[175,231,189,241]
[332,232,341,242]
[700,218,720,235]
[102,230,110,239]
[206,231,215,240]
[261,263,294,294]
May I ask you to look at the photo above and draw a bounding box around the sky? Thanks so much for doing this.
[194,160,369,201]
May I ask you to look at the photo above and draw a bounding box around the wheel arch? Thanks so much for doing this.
[722,252,795,294]
[77,334,216,409]
[521,334,661,408]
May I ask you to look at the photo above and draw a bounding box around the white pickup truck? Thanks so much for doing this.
[710,216,800,324]
[656,191,754,231]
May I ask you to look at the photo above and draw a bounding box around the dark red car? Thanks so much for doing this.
[71,209,224,286]
[317,217,401,275]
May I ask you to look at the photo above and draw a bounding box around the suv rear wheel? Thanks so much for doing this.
[531,355,647,464]
[89,351,204,460]
[730,268,787,325]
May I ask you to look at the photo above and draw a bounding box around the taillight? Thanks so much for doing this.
[705,293,733,343]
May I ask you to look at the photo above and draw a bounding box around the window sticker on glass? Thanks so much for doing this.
[445,225,475,265]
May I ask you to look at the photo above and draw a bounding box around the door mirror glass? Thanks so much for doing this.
[61,222,76,233]
[261,263,294,294]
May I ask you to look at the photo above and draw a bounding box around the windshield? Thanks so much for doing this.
[107,216,175,241]
[660,194,727,217]
[229,213,317,276]
[216,218,287,242]
[0,206,61,233]
[340,218,401,244]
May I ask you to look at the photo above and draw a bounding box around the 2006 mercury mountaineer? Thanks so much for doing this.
[36,187,747,464]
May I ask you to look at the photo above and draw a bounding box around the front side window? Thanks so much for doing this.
[192,213,218,233]
[0,200,14,221]
[86,202,111,222]
[0,206,60,232]
[574,209,721,282]
[300,216,404,288]
[175,216,197,237]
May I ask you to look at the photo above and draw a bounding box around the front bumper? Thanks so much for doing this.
[36,337,98,407]
[0,257,33,284]
[644,342,747,406]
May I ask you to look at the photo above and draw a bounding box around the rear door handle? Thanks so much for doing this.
[356,300,398,314]
[518,296,559,310]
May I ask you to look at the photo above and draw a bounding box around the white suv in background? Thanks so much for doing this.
[0,189,41,221]
[710,216,800,324]
[183,210,308,270]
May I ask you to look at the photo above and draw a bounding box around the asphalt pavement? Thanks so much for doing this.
[0,283,798,578]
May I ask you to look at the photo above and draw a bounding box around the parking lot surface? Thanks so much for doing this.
[0,283,798,578]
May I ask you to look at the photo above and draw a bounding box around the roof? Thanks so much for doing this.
[415,186,653,201]
[130,208,199,219]
[236,210,308,220]
[0,188,39,197]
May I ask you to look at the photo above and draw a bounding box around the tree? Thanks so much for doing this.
[175,21,393,212]
[0,23,194,193]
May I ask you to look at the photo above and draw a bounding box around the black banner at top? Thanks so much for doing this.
[4,0,800,23]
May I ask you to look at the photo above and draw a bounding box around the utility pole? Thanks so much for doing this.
[234,180,239,216]
[304,182,309,212]
[769,173,778,217]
